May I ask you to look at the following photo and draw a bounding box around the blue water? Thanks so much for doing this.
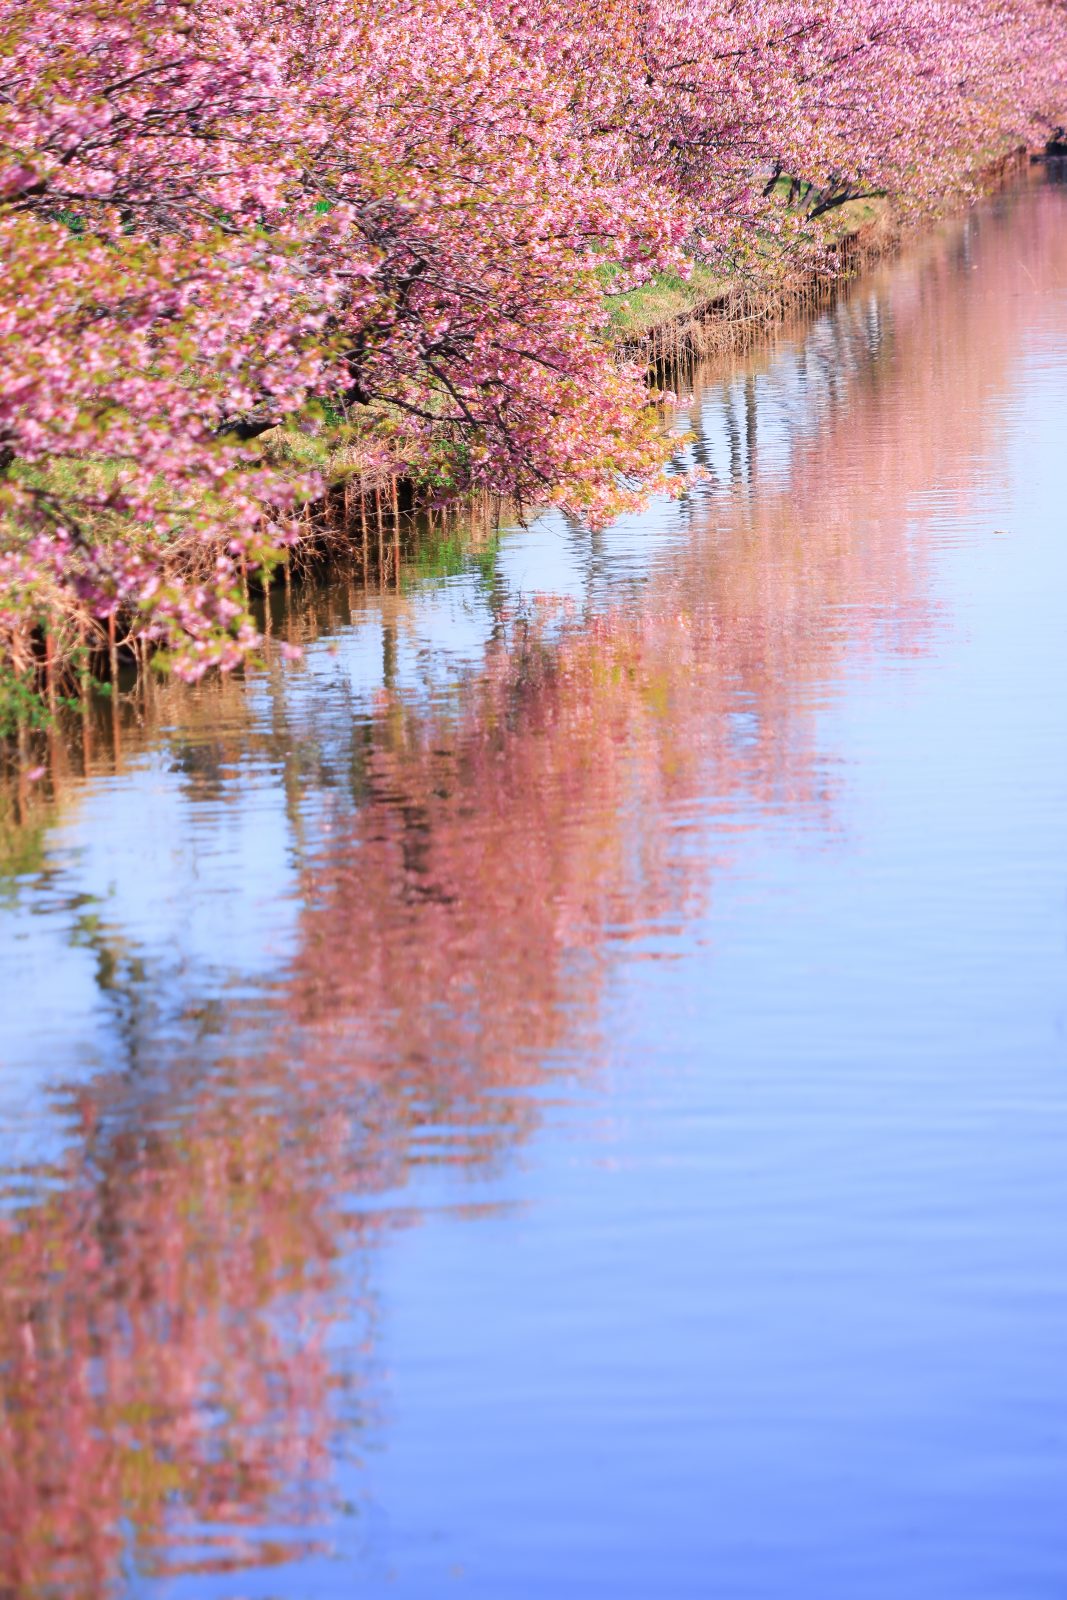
[1,175,1066,1598]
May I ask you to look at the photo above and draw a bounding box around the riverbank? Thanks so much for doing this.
[0,138,1045,747]
[6,0,1066,732]
[259,147,1030,578]
[609,146,1032,366]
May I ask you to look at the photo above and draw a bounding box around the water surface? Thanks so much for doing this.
[2,175,1067,1598]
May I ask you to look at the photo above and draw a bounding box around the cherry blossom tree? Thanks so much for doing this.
[1,0,1063,718]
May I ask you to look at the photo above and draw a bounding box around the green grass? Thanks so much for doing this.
[825,196,888,235]
[606,263,731,340]
[605,193,889,342]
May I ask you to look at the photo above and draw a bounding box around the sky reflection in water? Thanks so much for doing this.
[1,177,1067,1598]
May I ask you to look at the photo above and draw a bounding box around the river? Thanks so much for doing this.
[1,172,1066,1599]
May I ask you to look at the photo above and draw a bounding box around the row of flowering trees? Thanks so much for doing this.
[1,0,1064,707]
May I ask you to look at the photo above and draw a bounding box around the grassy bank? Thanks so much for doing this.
[606,196,889,346]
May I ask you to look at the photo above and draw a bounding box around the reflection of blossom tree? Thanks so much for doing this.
[290,188,1067,1086]
[1,182,1065,1596]
[0,1044,358,1594]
